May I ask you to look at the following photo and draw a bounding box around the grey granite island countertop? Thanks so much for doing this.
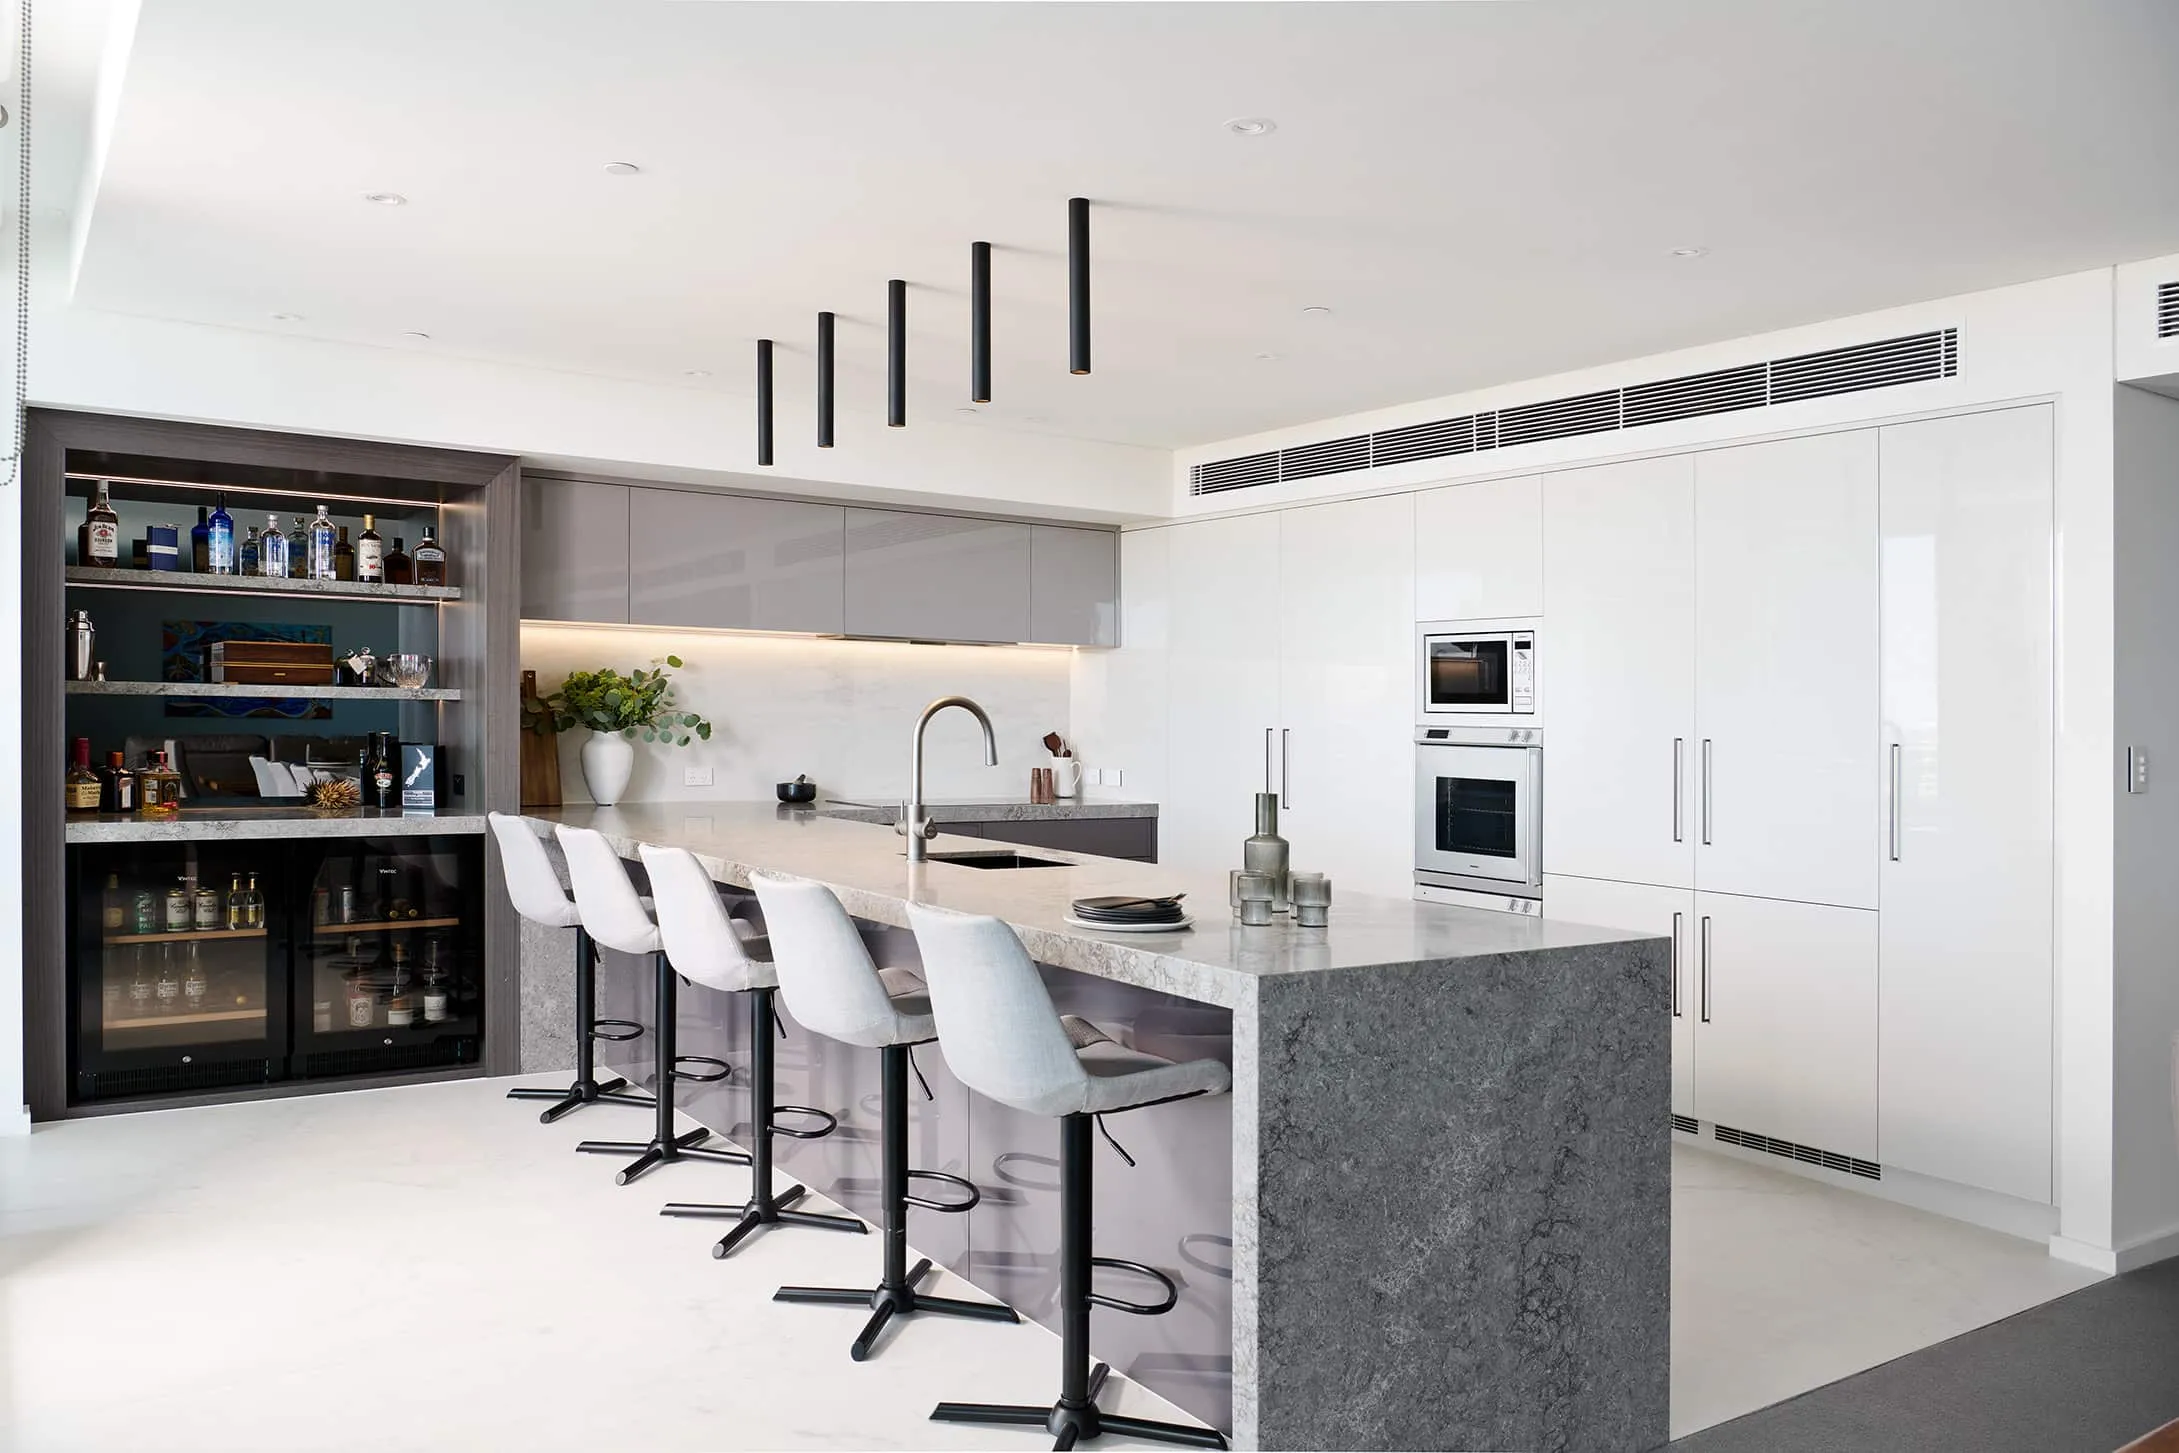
[67,808,488,843]
[518,801,1644,1009]
[813,794,1157,825]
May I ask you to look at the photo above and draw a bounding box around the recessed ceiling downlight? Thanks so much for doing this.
[363,191,407,206]
[1224,116,1276,137]
[269,312,303,322]
[1668,245,1709,258]
[1301,305,1333,318]
[603,161,642,176]
[399,331,431,340]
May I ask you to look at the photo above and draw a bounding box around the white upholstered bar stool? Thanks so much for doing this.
[641,845,866,1257]
[557,825,745,1186]
[752,870,1018,1360]
[908,903,1231,1452]
[489,812,655,1123]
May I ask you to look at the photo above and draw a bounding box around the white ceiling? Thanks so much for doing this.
[64,0,2179,450]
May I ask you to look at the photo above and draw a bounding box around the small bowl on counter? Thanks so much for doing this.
[776,775,817,805]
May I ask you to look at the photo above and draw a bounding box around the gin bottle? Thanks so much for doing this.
[306,505,338,581]
[260,514,289,578]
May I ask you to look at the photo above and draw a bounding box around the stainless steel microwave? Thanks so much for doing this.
[1417,619,1538,722]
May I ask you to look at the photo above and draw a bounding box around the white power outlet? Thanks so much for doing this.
[683,765,714,787]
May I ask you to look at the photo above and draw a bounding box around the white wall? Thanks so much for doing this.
[2112,382,2179,1265]
[521,624,1072,806]
[1082,265,2133,1261]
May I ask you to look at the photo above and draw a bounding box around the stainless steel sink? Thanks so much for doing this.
[927,850,1069,870]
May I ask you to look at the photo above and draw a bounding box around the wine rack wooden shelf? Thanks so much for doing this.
[312,917,463,936]
[106,1008,266,1031]
[104,926,269,946]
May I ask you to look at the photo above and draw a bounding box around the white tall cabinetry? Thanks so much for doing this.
[1164,513,1282,878]
[1876,406,2055,1203]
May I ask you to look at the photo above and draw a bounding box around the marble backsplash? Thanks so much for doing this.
[519,623,1073,805]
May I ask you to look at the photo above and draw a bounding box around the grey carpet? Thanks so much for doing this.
[1669,1256,2179,1453]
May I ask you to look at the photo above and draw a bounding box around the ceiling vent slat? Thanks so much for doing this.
[1183,326,1961,499]
[2158,281,2179,340]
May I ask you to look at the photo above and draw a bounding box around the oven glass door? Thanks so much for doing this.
[1424,635,1510,714]
[1415,743,1538,887]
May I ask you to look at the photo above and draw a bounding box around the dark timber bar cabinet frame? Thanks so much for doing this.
[20,409,524,1119]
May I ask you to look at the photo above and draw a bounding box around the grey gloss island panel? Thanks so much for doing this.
[843,508,1032,643]
[521,478,630,623]
[1245,942,1672,1452]
[628,490,846,635]
[1029,524,1119,647]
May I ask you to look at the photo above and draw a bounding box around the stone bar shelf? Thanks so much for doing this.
[64,680,460,701]
[65,565,460,602]
[513,803,1671,1452]
[66,810,487,845]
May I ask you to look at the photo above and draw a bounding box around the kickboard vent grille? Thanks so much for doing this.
[76,1056,274,1102]
[2159,281,2179,340]
[1671,1113,1701,1135]
[303,1037,478,1080]
[1189,327,1960,496]
[1713,1122,1881,1180]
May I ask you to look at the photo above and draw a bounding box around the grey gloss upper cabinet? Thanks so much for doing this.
[629,490,844,634]
[522,478,629,623]
[1030,525,1119,647]
[843,509,1033,643]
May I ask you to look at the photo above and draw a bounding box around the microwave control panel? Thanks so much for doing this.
[1509,633,1536,713]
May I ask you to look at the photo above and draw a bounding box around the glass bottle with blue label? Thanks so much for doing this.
[206,493,236,574]
[307,503,338,581]
[260,514,288,578]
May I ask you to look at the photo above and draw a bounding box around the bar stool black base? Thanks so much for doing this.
[776,1255,1020,1361]
[661,1182,866,1258]
[576,1125,748,1185]
[507,1076,656,1124]
[506,928,657,1123]
[933,1363,1226,1451]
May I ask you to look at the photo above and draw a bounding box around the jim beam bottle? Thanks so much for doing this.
[79,483,121,566]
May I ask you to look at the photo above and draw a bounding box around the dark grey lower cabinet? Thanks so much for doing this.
[981,817,1157,863]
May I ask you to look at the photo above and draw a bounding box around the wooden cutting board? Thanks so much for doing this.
[519,670,561,807]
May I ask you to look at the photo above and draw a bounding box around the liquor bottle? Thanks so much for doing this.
[365,733,398,812]
[385,944,415,1027]
[206,493,236,574]
[100,751,137,813]
[334,526,355,582]
[163,881,190,931]
[239,526,261,577]
[182,942,209,1013]
[244,872,266,929]
[345,965,376,1029]
[226,873,247,930]
[306,505,338,581]
[421,958,451,1024]
[138,750,182,819]
[154,944,182,1013]
[412,526,446,587]
[100,873,126,932]
[65,737,103,813]
[127,950,155,1017]
[355,513,384,583]
[79,483,121,567]
[260,514,289,578]
[383,537,413,585]
[190,505,211,572]
[192,878,221,931]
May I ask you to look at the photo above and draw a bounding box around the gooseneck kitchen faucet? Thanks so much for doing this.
[902,695,998,862]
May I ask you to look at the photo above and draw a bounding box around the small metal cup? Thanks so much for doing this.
[1237,871,1274,926]
[1291,872,1330,927]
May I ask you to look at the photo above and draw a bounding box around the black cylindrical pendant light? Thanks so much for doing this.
[755,338,774,467]
[971,241,992,403]
[816,310,836,448]
[1068,196,1090,376]
[887,279,907,428]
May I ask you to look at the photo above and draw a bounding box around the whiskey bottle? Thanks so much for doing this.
[154,944,182,1014]
[260,514,290,578]
[190,505,211,572]
[182,942,209,1014]
[191,878,221,931]
[138,750,183,818]
[226,873,248,930]
[306,505,338,581]
[239,526,261,577]
[79,483,121,566]
[101,751,138,813]
[412,526,446,587]
[355,513,384,583]
[206,493,236,574]
[383,537,413,586]
[65,737,103,813]
[334,526,355,582]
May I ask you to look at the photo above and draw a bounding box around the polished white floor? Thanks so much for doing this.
[0,1078,2106,1450]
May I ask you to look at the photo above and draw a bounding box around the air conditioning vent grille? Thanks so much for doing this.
[1671,1113,1700,1135]
[2159,281,2179,340]
[1713,1122,1881,1180]
[1187,326,1960,496]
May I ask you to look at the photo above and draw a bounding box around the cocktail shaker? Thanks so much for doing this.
[66,610,96,681]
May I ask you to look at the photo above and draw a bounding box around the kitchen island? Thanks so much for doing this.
[513,803,1669,1452]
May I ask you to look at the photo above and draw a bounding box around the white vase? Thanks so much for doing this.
[1052,757,1083,799]
[580,730,636,806]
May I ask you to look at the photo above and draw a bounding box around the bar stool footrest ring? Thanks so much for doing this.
[770,1104,839,1140]
[1086,1256,1179,1316]
[672,1054,733,1084]
[590,1018,644,1043]
[904,1169,981,1213]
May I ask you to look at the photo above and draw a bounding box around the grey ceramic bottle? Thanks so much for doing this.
[1243,792,1291,913]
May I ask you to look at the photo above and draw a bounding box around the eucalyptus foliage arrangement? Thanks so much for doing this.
[525,656,714,747]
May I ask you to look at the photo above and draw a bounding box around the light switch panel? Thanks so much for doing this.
[2128,747,2150,794]
[683,765,714,787]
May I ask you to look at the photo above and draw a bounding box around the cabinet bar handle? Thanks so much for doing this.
[1700,739,1713,846]
[1670,911,1683,1018]
[1672,738,1684,844]
[1264,728,1274,794]
[1280,728,1290,810]
[1698,914,1712,1024]
[1889,742,1903,862]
